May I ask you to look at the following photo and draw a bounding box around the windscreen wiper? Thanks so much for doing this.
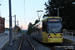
[55,28,62,33]
[48,27,56,35]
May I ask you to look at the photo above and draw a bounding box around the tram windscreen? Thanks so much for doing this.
[47,23,62,33]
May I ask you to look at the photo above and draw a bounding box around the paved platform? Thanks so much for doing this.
[0,35,9,50]
[0,34,22,50]
[63,35,75,44]
[0,33,5,37]
[2,35,22,50]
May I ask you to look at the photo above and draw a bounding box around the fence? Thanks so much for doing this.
[63,30,75,40]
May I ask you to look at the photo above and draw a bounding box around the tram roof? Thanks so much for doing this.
[42,16,61,22]
[32,16,62,28]
[32,20,42,28]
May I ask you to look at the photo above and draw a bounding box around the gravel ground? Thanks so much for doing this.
[2,35,22,50]
[26,35,51,50]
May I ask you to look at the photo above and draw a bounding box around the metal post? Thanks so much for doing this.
[49,0,51,16]
[68,30,69,36]
[13,15,16,39]
[63,30,65,35]
[0,4,1,16]
[72,30,73,40]
[65,30,66,36]
[9,0,12,45]
[69,30,70,36]
[57,8,59,17]
[13,15,16,35]
[15,15,16,30]
[49,0,50,16]
[17,21,19,26]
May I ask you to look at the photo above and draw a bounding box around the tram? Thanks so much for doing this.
[31,16,63,43]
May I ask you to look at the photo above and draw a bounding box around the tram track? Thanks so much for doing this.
[31,36,66,50]
[19,35,70,50]
[18,35,23,50]
[32,37,72,50]
[25,35,35,50]
[32,37,56,50]
[18,34,34,50]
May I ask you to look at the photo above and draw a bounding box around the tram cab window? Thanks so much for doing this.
[43,22,47,31]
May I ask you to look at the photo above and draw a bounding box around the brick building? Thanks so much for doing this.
[0,17,5,33]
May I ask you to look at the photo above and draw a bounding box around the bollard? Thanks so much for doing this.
[69,30,70,36]
[65,30,66,36]
[72,30,73,40]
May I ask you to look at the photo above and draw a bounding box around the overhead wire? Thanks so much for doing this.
[23,0,25,30]
[38,0,48,19]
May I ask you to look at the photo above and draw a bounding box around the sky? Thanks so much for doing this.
[0,0,48,30]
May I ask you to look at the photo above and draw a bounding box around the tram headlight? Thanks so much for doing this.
[49,35,51,38]
[48,34,51,38]
[60,34,62,38]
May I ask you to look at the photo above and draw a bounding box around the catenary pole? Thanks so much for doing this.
[13,15,16,31]
[9,0,12,45]
[57,8,59,17]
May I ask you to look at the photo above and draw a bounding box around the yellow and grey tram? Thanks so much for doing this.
[31,16,63,43]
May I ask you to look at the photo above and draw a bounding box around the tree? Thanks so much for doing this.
[27,22,33,34]
[44,0,75,30]
[34,19,39,25]
[27,19,39,34]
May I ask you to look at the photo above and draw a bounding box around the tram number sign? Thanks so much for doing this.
[48,19,61,22]
[50,19,57,21]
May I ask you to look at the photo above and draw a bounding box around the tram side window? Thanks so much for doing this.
[43,23,44,31]
[43,22,46,31]
[32,28,34,32]
[32,28,35,32]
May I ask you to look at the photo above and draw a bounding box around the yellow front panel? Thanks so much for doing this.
[42,32,63,43]
[48,38,63,43]
[42,32,48,43]
[47,33,63,43]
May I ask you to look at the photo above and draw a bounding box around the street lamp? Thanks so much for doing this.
[54,6,64,17]
[54,8,59,17]
[37,10,43,21]
[72,2,75,4]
